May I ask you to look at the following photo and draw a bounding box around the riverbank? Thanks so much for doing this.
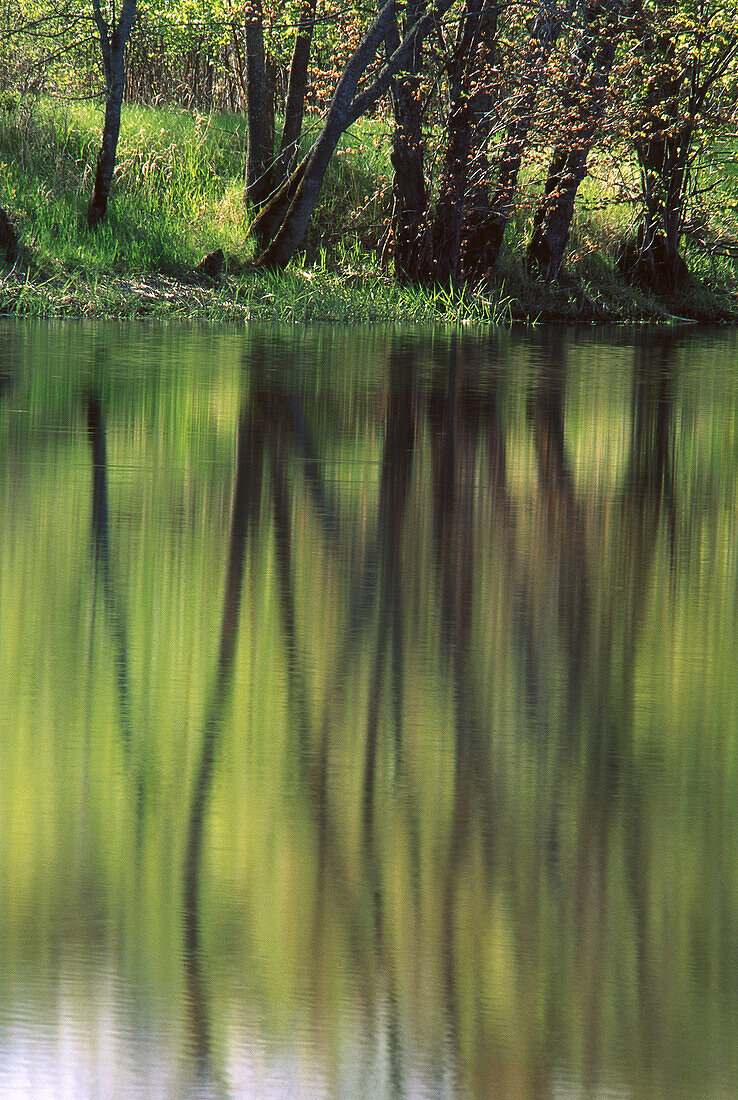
[2,261,736,324]
[0,266,519,324]
[1,101,737,324]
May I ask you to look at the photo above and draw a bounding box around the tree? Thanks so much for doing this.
[620,0,738,290]
[242,0,319,244]
[243,0,274,208]
[86,0,137,227]
[526,0,624,278]
[386,0,428,282]
[247,0,459,268]
[0,206,19,262]
[463,0,561,279]
[429,0,500,283]
[382,0,570,284]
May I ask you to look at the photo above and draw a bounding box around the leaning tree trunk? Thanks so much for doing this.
[248,156,311,255]
[251,0,457,269]
[526,6,619,278]
[87,0,137,228]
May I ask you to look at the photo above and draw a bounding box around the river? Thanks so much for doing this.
[0,322,737,1097]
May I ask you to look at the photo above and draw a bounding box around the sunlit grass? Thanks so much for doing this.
[0,100,247,275]
[0,263,519,323]
[0,98,737,321]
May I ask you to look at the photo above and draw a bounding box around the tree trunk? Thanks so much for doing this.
[459,137,494,283]
[274,0,317,184]
[87,83,125,228]
[387,0,428,282]
[526,144,591,277]
[244,0,275,210]
[432,103,472,283]
[466,119,524,277]
[622,205,690,295]
[229,17,249,109]
[632,162,690,293]
[526,8,618,278]
[0,206,18,263]
[252,0,457,269]
[255,128,354,270]
[463,6,560,279]
[431,0,498,284]
[629,35,690,293]
[247,155,310,249]
[86,0,137,228]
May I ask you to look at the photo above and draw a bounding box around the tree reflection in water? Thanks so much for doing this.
[43,327,733,1097]
[86,393,144,830]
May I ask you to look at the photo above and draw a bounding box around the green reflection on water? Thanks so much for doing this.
[0,322,738,1097]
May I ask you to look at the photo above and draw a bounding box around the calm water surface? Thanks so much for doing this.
[1,322,737,1098]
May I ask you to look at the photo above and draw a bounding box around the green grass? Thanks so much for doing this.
[0,263,519,323]
[1,97,737,322]
[0,100,248,275]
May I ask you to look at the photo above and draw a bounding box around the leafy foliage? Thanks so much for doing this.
[1,0,738,297]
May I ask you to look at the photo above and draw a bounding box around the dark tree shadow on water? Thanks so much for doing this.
[257,338,422,1094]
[529,332,591,742]
[172,331,680,1096]
[522,333,678,1090]
[358,343,421,1099]
[411,332,681,1095]
[175,341,411,1089]
[181,402,264,1088]
[361,348,416,837]
[85,394,144,838]
[426,344,522,1093]
[616,333,677,1074]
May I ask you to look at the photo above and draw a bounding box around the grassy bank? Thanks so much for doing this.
[1,100,737,323]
